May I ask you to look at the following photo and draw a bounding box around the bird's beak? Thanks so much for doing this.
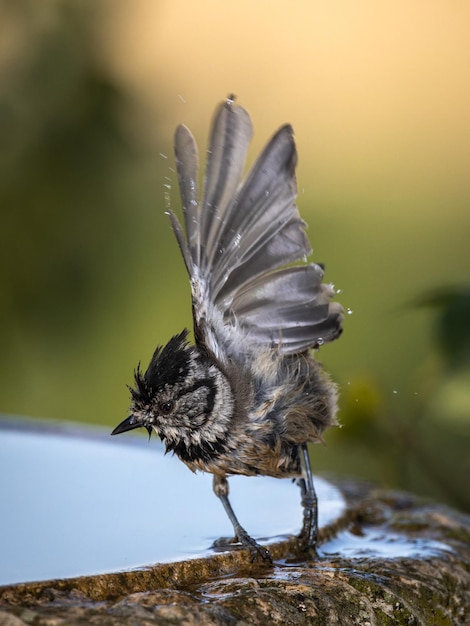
[111,415,142,436]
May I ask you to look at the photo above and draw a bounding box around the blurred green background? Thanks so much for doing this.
[1,0,469,511]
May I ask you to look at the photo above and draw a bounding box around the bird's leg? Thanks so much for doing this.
[212,474,272,563]
[296,443,319,554]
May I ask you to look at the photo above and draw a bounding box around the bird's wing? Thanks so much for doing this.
[169,97,343,356]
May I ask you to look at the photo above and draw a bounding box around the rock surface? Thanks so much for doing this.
[1,481,469,625]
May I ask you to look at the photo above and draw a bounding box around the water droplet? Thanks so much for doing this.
[347,308,353,315]
[178,94,186,104]
[265,189,270,197]
[317,338,324,346]
[393,390,398,395]
[336,288,342,294]
[164,192,171,211]
[159,153,168,159]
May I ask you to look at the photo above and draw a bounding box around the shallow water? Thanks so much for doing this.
[0,417,345,585]
[319,527,453,560]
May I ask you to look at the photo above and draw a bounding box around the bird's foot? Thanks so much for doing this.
[212,532,272,563]
[212,535,239,548]
[296,511,319,558]
[296,536,319,559]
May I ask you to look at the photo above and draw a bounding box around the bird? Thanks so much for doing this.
[112,96,344,562]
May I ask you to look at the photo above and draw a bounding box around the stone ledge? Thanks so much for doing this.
[1,481,469,625]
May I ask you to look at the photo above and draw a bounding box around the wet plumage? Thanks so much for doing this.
[112,97,343,561]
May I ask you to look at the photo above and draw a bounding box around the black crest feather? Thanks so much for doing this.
[131,330,191,404]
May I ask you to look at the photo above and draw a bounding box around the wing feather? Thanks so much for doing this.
[169,97,343,356]
[174,125,200,269]
[199,101,252,272]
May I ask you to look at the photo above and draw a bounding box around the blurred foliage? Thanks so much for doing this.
[1,0,139,340]
[0,0,469,514]
[414,286,470,370]
[315,286,470,511]
[0,0,175,423]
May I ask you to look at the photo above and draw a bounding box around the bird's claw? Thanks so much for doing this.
[212,533,272,563]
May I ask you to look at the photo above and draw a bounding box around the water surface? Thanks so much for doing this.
[0,417,345,585]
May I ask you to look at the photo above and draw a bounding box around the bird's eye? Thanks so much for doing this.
[159,400,174,415]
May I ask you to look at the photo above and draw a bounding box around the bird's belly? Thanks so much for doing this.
[186,440,301,479]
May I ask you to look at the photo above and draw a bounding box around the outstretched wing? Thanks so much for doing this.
[168,97,343,356]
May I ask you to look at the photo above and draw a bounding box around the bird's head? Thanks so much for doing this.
[111,330,222,446]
